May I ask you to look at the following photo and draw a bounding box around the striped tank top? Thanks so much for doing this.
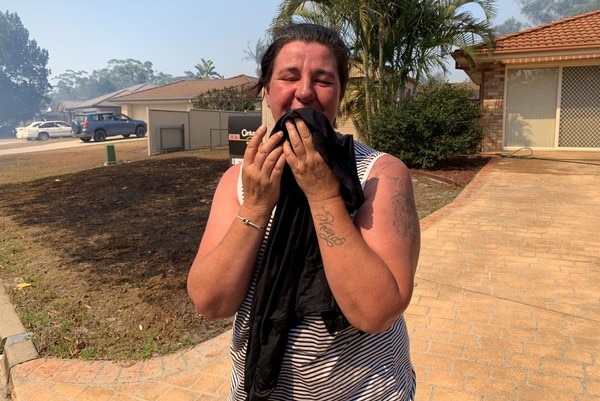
[231,141,415,400]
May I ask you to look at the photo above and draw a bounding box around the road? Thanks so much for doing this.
[0,136,147,156]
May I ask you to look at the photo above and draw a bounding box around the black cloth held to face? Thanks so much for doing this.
[243,108,365,400]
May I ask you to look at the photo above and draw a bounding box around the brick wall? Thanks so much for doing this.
[480,63,506,152]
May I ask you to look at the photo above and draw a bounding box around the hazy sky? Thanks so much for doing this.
[4,0,523,83]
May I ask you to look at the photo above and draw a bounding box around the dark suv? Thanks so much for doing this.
[71,112,147,142]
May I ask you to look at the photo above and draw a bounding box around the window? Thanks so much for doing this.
[504,68,558,148]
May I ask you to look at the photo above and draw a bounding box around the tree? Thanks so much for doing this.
[185,58,223,79]
[51,70,89,101]
[100,59,157,90]
[493,0,598,43]
[0,11,51,127]
[50,60,176,103]
[270,0,496,142]
[517,0,600,25]
[494,16,528,35]
[193,85,257,111]
[242,38,269,77]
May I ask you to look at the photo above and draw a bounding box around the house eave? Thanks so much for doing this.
[111,98,195,104]
[453,48,600,83]
[455,48,600,68]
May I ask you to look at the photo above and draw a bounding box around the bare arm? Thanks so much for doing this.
[283,120,420,333]
[187,126,286,318]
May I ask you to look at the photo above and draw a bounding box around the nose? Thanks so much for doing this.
[295,80,315,104]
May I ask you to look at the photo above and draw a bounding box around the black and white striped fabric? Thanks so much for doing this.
[231,141,415,400]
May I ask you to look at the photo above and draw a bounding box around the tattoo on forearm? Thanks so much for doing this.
[315,208,346,247]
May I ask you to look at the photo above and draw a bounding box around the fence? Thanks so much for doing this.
[147,109,261,155]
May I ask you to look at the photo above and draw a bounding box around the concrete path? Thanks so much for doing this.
[2,152,599,401]
[0,137,146,156]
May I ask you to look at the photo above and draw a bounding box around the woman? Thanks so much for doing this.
[188,23,420,400]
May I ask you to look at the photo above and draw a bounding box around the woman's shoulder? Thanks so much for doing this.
[366,153,411,184]
[351,141,409,179]
[220,163,241,183]
[213,163,241,199]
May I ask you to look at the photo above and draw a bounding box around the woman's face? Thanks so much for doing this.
[264,41,342,124]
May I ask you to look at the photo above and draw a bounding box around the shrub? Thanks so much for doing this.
[370,82,485,168]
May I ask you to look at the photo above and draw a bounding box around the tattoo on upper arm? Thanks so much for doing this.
[371,162,419,239]
[391,176,419,238]
[315,208,346,247]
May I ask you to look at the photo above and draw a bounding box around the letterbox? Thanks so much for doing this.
[228,115,262,165]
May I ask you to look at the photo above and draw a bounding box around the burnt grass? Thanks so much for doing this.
[0,152,489,360]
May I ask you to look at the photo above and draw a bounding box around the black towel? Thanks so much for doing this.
[243,108,364,400]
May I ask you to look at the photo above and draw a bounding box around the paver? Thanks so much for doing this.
[3,152,600,401]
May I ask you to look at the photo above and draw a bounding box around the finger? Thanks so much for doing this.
[243,125,267,164]
[293,118,317,153]
[271,153,287,182]
[294,118,312,141]
[267,148,286,181]
[263,130,284,153]
[261,137,283,164]
[282,140,297,165]
[252,130,283,168]
[285,120,306,158]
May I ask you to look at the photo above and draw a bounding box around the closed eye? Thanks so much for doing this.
[315,78,335,85]
[314,71,337,86]
[275,68,300,82]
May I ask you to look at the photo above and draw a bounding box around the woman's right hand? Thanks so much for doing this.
[241,125,286,216]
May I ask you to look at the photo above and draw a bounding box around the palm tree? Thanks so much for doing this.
[271,0,496,142]
[242,38,269,77]
[185,58,223,79]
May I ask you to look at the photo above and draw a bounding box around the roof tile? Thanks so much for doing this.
[490,10,600,54]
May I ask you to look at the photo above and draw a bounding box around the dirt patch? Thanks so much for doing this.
[0,140,489,360]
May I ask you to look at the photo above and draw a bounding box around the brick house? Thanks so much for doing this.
[453,10,600,152]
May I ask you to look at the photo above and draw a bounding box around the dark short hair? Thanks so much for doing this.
[249,23,350,99]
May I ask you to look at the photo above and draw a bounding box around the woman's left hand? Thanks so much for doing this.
[282,118,340,204]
